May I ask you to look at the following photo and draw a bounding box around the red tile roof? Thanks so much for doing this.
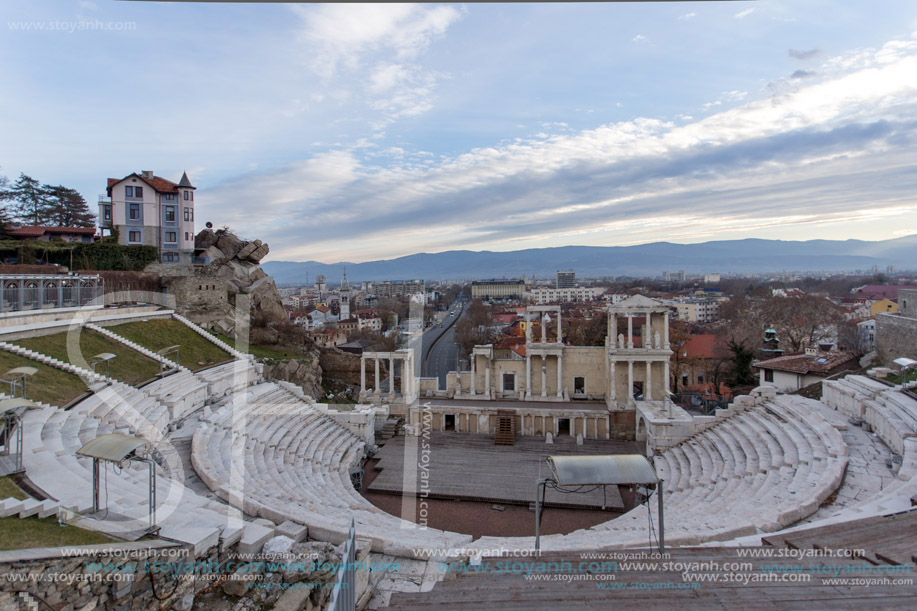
[9,226,97,237]
[107,173,183,195]
[855,285,913,301]
[754,351,858,375]
[681,334,719,359]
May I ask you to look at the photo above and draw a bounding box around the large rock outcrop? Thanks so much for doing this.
[153,229,287,336]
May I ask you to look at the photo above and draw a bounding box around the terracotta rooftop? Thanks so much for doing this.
[681,334,719,359]
[106,172,194,196]
[9,226,97,237]
[754,350,859,375]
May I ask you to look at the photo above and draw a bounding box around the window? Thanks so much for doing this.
[103,206,111,221]
[183,207,190,221]
[164,206,176,222]
[574,376,585,394]
[162,252,178,263]
[682,373,689,387]
[128,230,141,243]
[185,232,189,241]
[190,191,193,201]
[125,186,132,197]
[502,372,515,392]
[135,186,143,197]
[764,369,774,383]
[129,203,140,220]
[183,191,189,201]
[697,373,704,384]
[165,231,177,243]
[162,193,175,201]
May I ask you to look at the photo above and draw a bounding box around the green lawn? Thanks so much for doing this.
[108,319,232,372]
[16,328,161,387]
[0,350,87,407]
[0,516,114,550]
[0,477,115,550]
[211,331,301,360]
[0,476,28,500]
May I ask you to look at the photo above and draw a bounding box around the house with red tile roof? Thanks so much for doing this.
[8,226,96,243]
[99,170,196,263]
[754,348,859,392]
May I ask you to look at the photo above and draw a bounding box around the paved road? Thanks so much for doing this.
[420,302,465,388]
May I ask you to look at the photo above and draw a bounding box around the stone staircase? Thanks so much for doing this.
[171,313,254,362]
[83,322,188,373]
[0,496,60,519]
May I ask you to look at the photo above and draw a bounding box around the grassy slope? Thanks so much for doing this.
[108,319,232,372]
[0,350,86,407]
[0,478,113,551]
[16,329,161,387]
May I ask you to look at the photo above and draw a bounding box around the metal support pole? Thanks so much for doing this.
[92,458,100,513]
[148,460,156,531]
[657,480,665,553]
[534,478,551,554]
[16,417,23,472]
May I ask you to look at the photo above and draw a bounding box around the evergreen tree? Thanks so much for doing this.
[8,173,49,225]
[0,169,12,237]
[43,185,96,227]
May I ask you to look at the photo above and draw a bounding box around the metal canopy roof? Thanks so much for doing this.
[4,367,39,377]
[90,353,117,362]
[893,357,917,369]
[547,454,658,486]
[0,398,37,416]
[77,433,148,462]
[157,345,180,354]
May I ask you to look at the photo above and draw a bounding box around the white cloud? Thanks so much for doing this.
[632,34,648,44]
[679,12,696,21]
[735,8,756,20]
[204,33,917,262]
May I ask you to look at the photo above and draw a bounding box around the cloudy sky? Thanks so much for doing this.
[2,1,917,263]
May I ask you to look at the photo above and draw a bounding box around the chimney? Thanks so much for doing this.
[804,347,818,357]
[141,170,153,179]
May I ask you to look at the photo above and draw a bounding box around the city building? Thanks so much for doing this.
[556,270,575,289]
[754,348,859,392]
[470,279,526,300]
[528,286,604,304]
[99,170,196,263]
[371,280,425,297]
[668,299,721,324]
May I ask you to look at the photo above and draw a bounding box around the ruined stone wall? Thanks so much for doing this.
[876,312,917,364]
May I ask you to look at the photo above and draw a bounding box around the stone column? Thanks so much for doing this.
[525,310,532,344]
[541,316,547,343]
[646,311,653,347]
[470,353,476,396]
[360,356,366,395]
[627,314,634,348]
[541,355,547,398]
[556,354,563,398]
[610,359,616,402]
[374,358,380,393]
[646,360,653,401]
[526,356,532,398]
[627,360,634,402]
[664,310,670,348]
[664,360,671,396]
[608,313,616,348]
[556,311,562,343]
[485,366,491,397]
[389,356,395,397]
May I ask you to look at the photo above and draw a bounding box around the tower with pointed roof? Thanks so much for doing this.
[99,170,196,263]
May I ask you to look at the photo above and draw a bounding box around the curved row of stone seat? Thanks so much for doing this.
[141,370,208,422]
[191,382,473,559]
[0,341,108,386]
[194,359,262,400]
[820,375,917,518]
[823,375,917,455]
[19,401,273,555]
[171,313,254,362]
[463,397,848,556]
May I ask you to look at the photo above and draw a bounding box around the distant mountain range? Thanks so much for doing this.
[261,235,917,285]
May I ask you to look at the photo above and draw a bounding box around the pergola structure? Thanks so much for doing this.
[535,454,664,553]
[0,398,38,476]
[76,433,158,533]
[157,345,180,376]
[0,274,103,313]
[1,366,38,400]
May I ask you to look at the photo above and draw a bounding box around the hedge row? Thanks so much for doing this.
[0,240,159,271]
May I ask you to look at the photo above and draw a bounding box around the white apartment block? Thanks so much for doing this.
[99,170,196,263]
[670,299,721,324]
[528,286,605,304]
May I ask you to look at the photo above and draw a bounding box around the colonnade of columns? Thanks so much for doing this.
[360,352,414,398]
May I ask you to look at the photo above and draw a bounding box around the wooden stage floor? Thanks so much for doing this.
[366,432,644,509]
